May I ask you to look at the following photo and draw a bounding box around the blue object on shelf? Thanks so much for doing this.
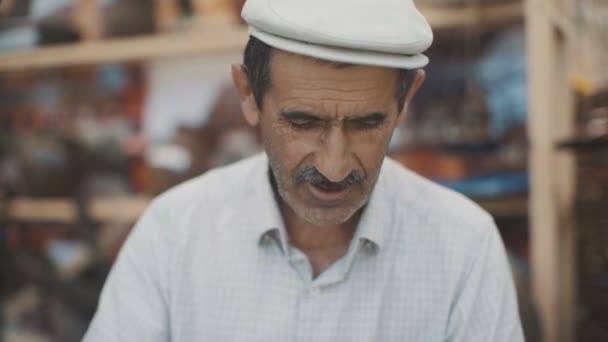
[436,172,529,198]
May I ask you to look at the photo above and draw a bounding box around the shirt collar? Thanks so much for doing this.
[351,162,391,251]
[248,153,290,253]
[248,153,391,253]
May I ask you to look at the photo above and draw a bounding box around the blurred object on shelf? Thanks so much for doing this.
[146,83,259,194]
[46,240,94,282]
[0,0,157,52]
[102,0,155,38]
[71,0,102,41]
[192,0,245,28]
[6,133,86,197]
[405,29,527,148]
[473,29,527,137]
[204,85,261,168]
[0,0,35,51]
[558,88,608,150]
[392,26,528,202]
[71,0,155,40]
[0,0,30,26]
[146,143,192,174]
[143,55,236,143]
[580,88,608,139]
[0,0,17,17]
[416,1,523,32]
[154,0,181,31]
[391,138,528,195]
[0,63,147,197]
[143,53,261,193]
[584,107,608,139]
[147,126,209,194]
[391,148,468,180]
[0,220,116,341]
[1,285,50,342]
[0,24,38,51]
[437,172,528,198]
[571,0,608,95]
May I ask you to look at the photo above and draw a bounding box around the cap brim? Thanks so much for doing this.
[250,27,429,70]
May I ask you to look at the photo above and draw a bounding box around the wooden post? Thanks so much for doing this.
[525,0,576,341]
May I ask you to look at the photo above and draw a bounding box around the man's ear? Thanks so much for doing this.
[399,69,426,118]
[231,64,260,126]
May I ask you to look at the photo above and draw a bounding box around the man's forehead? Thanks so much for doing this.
[264,51,400,114]
[271,50,398,83]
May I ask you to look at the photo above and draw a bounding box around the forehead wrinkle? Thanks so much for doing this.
[283,73,383,85]
[280,95,389,113]
[288,89,384,100]
[285,84,380,92]
[293,97,382,104]
[276,73,391,90]
[281,99,389,121]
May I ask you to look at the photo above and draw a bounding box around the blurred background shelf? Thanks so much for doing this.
[557,136,608,150]
[0,1,523,71]
[420,1,523,31]
[474,195,528,218]
[2,197,151,224]
[0,27,249,71]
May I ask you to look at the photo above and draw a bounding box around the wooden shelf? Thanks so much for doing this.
[2,197,151,224]
[0,2,523,72]
[557,135,608,150]
[475,195,528,218]
[0,26,249,72]
[419,1,523,31]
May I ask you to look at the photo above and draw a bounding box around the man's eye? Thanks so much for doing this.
[355,117,383,128]
[289,118,315,127]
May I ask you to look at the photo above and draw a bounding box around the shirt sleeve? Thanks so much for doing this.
[445,220,525,342]
[83,200,171,342]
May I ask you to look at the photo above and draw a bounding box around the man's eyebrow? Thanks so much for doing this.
[348,112,387,121]
[279,110,386,121]
[279,110,324,120]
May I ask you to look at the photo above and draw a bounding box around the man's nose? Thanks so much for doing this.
[315,126,352,182]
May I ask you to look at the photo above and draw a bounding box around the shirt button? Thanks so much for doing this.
[307,286,321,296]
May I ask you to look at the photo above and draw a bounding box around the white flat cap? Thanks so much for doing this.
[241,0,433,69]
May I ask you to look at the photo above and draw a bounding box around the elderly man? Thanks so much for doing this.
[84,0,524,341]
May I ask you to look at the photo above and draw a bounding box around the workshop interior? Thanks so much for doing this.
[0,0,607,341]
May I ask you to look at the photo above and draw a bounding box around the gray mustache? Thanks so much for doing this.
[295,166,365,191]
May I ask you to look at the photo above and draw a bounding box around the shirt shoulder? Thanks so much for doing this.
[381,157,495,239]
[380,159,504,303]
[152,153,264,213]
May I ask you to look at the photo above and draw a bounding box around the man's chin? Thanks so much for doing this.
[277,185,366,227]
[295,206,359,227]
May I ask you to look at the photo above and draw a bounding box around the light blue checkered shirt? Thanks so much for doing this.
[84,153,524,341]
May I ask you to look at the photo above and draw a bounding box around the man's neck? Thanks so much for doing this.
[280,203,361,277]
[282,207,360,252]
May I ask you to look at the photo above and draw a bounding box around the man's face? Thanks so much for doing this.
[240,51,408,227]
